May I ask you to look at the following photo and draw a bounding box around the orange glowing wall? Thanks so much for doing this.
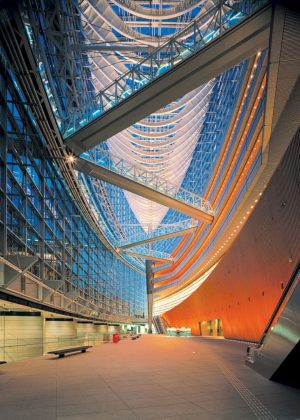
[162,129,300,342]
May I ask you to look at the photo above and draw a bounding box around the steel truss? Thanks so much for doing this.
[64,0,269,145]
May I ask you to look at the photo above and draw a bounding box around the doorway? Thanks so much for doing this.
[199,319,223,337]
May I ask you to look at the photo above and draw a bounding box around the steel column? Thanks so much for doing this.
[146,260,154,334]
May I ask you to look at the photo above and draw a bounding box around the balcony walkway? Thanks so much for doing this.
[117,219,198,249]
[65,2,271,155]
[0,335,299,419]
[75,156,213,222]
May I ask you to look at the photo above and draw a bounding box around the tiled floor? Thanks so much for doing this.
[0,335,299,420]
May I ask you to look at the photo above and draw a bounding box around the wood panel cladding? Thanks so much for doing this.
[162,129,300,342]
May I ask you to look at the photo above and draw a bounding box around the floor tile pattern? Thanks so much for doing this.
[0,335,299,419]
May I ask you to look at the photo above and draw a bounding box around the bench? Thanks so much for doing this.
[0,361,7,364]
[131,334,141,340]
[48,345,92,358]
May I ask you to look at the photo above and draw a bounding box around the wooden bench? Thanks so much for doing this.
[48,345,92,358]
[0,361,7,365]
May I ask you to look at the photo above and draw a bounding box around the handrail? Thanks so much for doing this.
[64,0,270,137]
[95,0,268,102]
[117,219,198,248]
[258,260,300,346]
[79,151,214,218]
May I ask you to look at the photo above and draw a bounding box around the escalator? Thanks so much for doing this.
[246,261,300,388]
[153,316,167,334]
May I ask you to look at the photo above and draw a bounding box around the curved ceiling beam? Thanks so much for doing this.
[74,43,151,53]
[66,4,271,154]
[75,0,233,231]
[85,0,215,47]
[136,83,213,128]
[127,101,209,138]
[85,0,164,47]
[109,0,204,20]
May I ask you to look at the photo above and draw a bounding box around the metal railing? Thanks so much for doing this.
[64,0,269,137]
[122,248,173,261]
[117,218,198,248]
[80,150,214,217]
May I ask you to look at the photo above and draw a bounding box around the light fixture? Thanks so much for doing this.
[67,154,76,163]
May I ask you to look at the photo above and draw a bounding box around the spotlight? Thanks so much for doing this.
[67,154,76,163]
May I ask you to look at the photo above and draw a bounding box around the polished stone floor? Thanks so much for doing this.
[0,335,299,420]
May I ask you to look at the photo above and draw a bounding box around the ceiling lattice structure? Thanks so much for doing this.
[21,0,269,310]
[79,0,214,230]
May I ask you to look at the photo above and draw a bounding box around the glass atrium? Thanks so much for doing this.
[0,1,300,410]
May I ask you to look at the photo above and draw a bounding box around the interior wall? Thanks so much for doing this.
[44,319,76,339]
[0,314,43,361]
[0,315,4,360]
[95,325,108,335]
[162,129,300,342]
[76,322,97,336]
[108,325,120,334]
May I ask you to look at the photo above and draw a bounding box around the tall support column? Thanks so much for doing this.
[146,260,154,334]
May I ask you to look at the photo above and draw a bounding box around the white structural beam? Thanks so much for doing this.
[118,227,196,250]
[65,4,271,155]
[74,157,214,222]
[121,249,173,263]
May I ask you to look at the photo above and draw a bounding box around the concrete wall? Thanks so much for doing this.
[162,129,300,342]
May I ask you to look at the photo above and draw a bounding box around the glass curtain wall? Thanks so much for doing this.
[0,50,146,323]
